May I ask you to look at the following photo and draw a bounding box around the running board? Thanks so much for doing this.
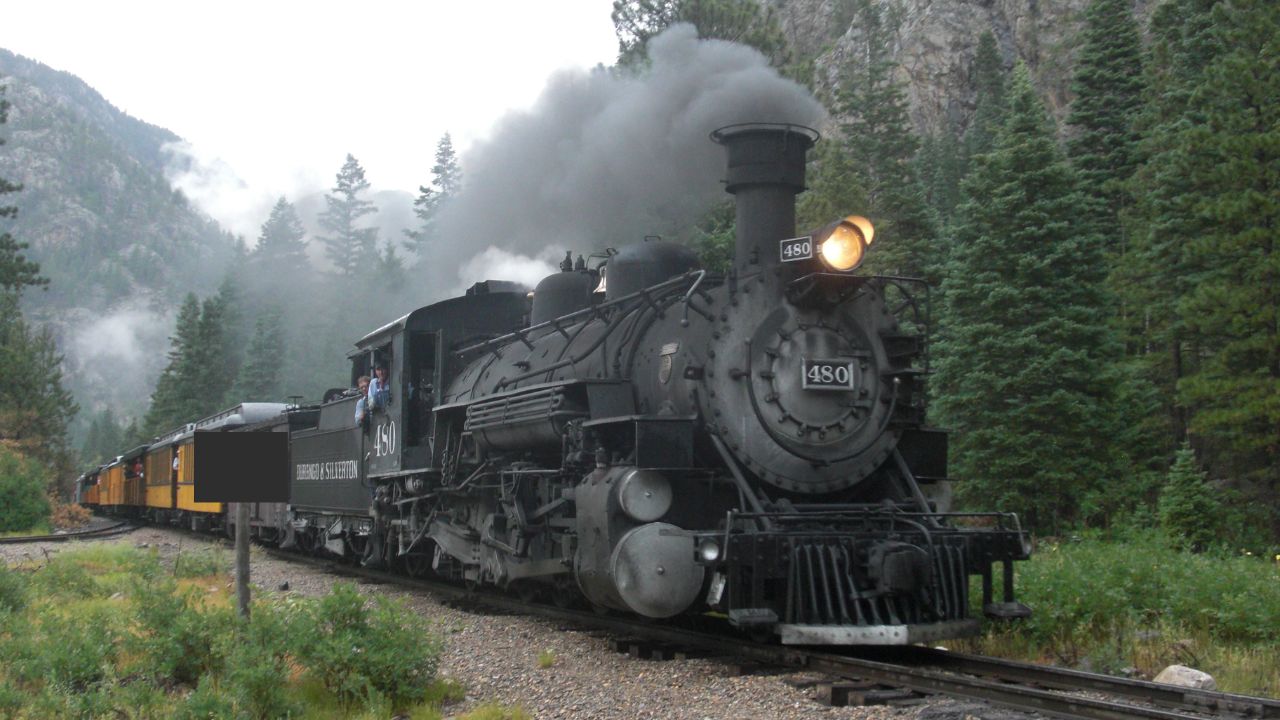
[779,619,980,645]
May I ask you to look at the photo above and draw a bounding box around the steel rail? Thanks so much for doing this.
[263,547,1274,720]
[894,647,1280,719]
[0,521,135,545]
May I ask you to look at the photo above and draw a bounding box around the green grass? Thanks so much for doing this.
[0,546,457,718]
[0,523,50,538]
[961,529,1280,696]
[536,649,557,669]
[171,546,228,578]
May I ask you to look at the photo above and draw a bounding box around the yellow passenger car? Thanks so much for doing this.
[102,460,124,508]
[144,425,190,520]
[121,445,148,510]
[78,468,101,507]
[173,434,222,517]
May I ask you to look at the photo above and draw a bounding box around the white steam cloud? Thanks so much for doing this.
[64,300,176,423]
[160,140,282,240]
[453,247,560,297]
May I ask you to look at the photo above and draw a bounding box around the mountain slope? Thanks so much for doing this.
[0,49,235,313]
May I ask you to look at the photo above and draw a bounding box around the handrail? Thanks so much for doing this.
[454,270,718,357]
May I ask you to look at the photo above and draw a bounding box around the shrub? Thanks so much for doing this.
[1159,442,1222,552]
[215,599,304,719]
[294,583,442,705]
[0,446,51,532]
[48,498,92,529]
[174,676,237,720]
[7,604,123,688]
[127,575,237,685]
[31,553,107,599]
[0,563,27,613]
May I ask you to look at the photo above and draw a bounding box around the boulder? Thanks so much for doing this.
[1154,665,1217,691]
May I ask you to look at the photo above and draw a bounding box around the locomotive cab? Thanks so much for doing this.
[345,283,532,480]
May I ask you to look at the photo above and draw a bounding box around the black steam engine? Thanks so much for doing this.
[286,123,1030,644]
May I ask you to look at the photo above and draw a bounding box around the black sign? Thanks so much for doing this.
[802,358,856,391]
[289,426,368,513]
[193,431,289,502]
[779,235,814,263]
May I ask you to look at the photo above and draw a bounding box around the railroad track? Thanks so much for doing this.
[264,548,1280,720]
[0,521,136,545]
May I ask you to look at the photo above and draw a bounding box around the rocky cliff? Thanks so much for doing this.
[778,0,1153,136]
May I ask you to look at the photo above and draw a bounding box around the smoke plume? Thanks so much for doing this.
[426,24,825,296]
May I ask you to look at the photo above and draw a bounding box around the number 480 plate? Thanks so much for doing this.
[802,358,856,391]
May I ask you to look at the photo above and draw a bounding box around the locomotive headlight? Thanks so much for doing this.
[696,538,722,563]
[819,224,864,271]
[812,215,874,272]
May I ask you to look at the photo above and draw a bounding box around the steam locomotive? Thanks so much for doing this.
[82,123,1030,645]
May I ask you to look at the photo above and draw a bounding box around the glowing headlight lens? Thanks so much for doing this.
[697,538,721,563]
[819,223,865,271]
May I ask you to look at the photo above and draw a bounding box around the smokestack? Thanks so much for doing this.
[712,123,819,274]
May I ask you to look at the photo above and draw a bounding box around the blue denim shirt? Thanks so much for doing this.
[368,376,390,411]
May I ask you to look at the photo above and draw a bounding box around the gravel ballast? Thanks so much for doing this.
[2,525,1025,719]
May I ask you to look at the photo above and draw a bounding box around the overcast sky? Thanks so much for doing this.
[2,1,620,234]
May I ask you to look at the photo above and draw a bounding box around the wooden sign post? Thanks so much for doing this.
[193,430,290,623]
[235,502,251,618]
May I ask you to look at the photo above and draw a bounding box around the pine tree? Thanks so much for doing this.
[611,0,790,68]
[1114,0,1224,461]
[1172,0,1280,529]
[187,294,236,415]
[377,242,407,296]
[796,141,869,233]
[213,276,246,393]
[835,0,938,282]
[1066,0,1145,248]
[405,133,462,255]
[0,80,46,295]
[915,130,966,226]
[144,293,202,435]
[317,154,379,277]
[80,408,124,466]
[1158,442,1221,552]
[230,310,285,402]
[0,81,74,502]
[0,292,78,466]
[121,417,145,448]
[964,33,1007,162]
[254,196,308,270]
[932,65,1123,534]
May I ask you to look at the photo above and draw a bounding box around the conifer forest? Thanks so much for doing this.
[1,0,1277,549]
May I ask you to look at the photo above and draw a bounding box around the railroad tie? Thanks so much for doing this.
[815,679,922,707]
